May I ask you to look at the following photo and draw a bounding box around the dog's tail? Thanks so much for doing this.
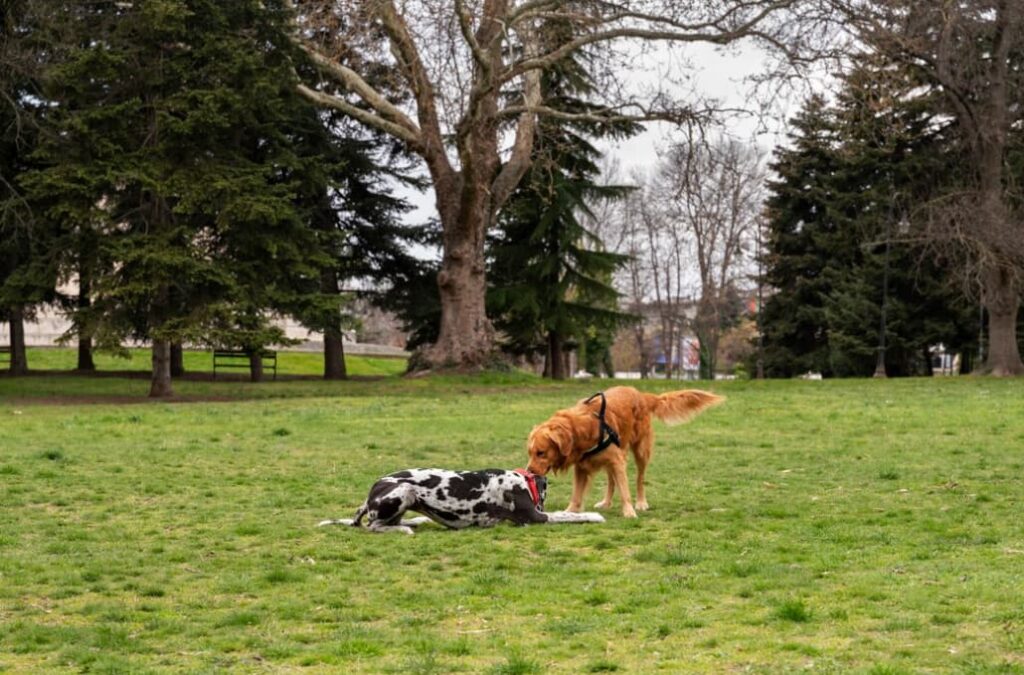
[644,389,724,426]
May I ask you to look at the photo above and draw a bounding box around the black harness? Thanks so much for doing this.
[580,391,621,461]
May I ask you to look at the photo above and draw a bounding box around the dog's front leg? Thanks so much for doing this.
[594,467,616,510]
[567,468,593,512]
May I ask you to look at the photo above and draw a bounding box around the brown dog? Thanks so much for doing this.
[526,386,723,518]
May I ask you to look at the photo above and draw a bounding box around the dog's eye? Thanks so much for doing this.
[537,451,546,458]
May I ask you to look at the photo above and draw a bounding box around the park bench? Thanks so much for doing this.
[0,346,10,366]
[212,349,277,381]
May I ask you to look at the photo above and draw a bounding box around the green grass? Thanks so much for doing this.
[1,374,1024,672]
[20,346,408,378]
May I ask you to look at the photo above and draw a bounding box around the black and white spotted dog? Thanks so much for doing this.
[318,468,605,534]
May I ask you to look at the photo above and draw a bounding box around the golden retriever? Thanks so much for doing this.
[526,386,724,518]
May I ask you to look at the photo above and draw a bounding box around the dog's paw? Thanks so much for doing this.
[635,500,650,511]
[593,500,611,510]
[621,508,638,519]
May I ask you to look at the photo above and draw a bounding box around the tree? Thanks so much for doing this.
[26,0,323,395]
[0,0,57,375]
[759,61,980,377]
[289,0,817,371]
[597,182,655,379]
[488,21,636,380]
[759,96,844,377]
[821,54,978,376]
[656,137,766,379]
[287,109,420,381]
[831,0,1024,375]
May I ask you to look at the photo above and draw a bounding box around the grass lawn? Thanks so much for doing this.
[1,373,1023,673]
[20,346,409,379]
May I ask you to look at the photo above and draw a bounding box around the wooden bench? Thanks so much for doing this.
[0,346,10,366]
[212,349,277,381]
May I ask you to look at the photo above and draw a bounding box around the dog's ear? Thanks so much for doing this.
[551,419,576,457]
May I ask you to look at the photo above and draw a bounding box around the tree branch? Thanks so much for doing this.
[295,83,422,147]
[295,42,423,141]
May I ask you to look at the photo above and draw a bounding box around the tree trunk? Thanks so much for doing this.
[634,325,650,379]
[661,320,674,379]
[547,330,566,380]
[76,276,95,372]
[321,270,347,380]
[77,337,95,372]
[170,343,185,377]
[149,340,173,398]
[418,196,495,370]
[602,350,615,379]
[979,266,1024,376]
[9,304,28,375]
[249,351,264,383]
[324,331,347,380]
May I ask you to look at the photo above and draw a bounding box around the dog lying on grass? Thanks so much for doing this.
[318,468,605,535]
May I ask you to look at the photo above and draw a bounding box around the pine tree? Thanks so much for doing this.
[821,55,977,376]
[489,26,636,379]
[0,0,57,375]
[759,59,979,378]
[22,0,335,392]
[760,95,845,377]
[284,106,420,380]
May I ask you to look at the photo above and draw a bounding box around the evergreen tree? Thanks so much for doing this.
[489,27,636,379]
[23,1,327,392]
[0,0,57,375]
[759,59,978,377]
[760,95,845,377]
[821,55,977,376]
[286,107,420,380]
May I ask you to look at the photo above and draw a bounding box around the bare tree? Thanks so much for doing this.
[287,0,821,370]
[830,0,1024,376]
[637,181,689,378]
[588,173,655,378]
[656,136,765,379]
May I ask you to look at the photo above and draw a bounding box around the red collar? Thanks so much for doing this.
[514,468,540,506]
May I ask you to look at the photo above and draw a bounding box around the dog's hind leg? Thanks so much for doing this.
[632,433,653,511]
[610,461,637,518]
[400,516,431,527]
[317,501,369,528]
[365,485,418,534]
[367,521,416,535]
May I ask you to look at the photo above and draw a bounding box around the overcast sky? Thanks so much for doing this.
[398,40,824,248]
